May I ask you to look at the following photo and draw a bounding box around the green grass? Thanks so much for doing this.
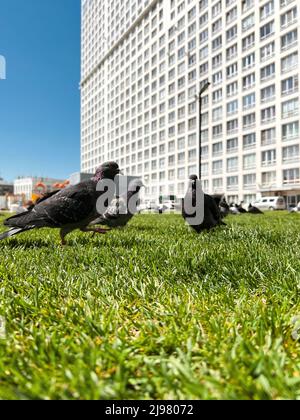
[0,212,300,400]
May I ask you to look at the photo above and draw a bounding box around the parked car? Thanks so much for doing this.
[253,196,286,211]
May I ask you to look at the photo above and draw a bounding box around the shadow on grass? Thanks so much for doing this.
[0,237,52,249]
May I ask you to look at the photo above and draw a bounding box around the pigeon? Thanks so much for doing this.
[211,194,223,207]
[248,203,264,214]
[237,202,247,214]
[0,162,121,245]
[219,197,230,219]
[90,178,144,229]
[182,175,225,233]
[229,204,240,215]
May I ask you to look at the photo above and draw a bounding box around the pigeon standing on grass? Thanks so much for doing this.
[182,175,225,233]
[0,162,121,245]
[248,203,264,214]
[219,197,230,219]
[237,202,248,214]
[90,178,145,229]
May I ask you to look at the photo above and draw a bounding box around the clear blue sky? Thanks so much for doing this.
[0,0,81,181]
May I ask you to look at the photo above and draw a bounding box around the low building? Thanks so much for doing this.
[69,172,93,186]
[14,177,65,201]
[0,178,13,195]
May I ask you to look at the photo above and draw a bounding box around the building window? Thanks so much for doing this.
[226,25,237,42]
[243,154,256,170]
[227,119,238,133]
[262,171,276,186]
[281,6,298,28]
[227,137,238,153]
[213,178,223,190]
[261,128,276,146]
[260,41,275,61]
[282,121,299,141]
[243,174,256,188]
[243,113,256,128]
[243,133,256,149]
[227,157,238,172]
[260,20,274,40]
[227,81,238,96]
[242,53,255,70]
[281,29,298,51]
[261,63,275,81]
[227,176,239,189]
[282,98,299,118]
[242,32,255,51]
[262,149,276,166]
[261,84,275,103]
[261,106,276,123]
[281,52,298,73]
[283,168,300,184]
[243,93,256,109]
[243,73,255,90]
[281,75,298,96]
[213,142,223,156]
[242,13,255,32]
[260,1,274,21]
[282,145,300,163]
[213,160,223,175]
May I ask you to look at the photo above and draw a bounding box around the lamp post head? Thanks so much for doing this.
[199,82,211,96]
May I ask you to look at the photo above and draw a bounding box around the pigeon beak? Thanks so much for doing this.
[118,169,124,175]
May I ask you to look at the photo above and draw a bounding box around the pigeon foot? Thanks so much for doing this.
[81,227,109,235]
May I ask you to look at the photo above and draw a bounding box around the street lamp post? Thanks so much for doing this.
[196,82,210,181]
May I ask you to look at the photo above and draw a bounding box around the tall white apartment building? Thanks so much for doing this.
[81,0,300,206]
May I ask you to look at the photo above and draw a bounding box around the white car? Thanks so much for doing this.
[253,196,286,211]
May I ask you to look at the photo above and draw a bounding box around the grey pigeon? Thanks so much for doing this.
[0,162,121,245]
[237,202,248,214]
[219,197,230,219]
[182,175,225,233]
[248,203,264,214]
[90,178,144,229]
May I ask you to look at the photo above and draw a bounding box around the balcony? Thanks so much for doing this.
[281,40,298,52]
[261,117,276,124]
[282,155,300,164]
[282,109,299,119]
[262,160,277,167]
[227,185,239,191]
[227,147,238,154]
[261,95,275,104]
[212,169,223,176]
[282,87,299,97]
[243,164,256,170]
[282,133,299,142]
[227,166,238,173]
[261,138,276,147]
[244,183,256,190]
[281,18,298,30]
[283,178,300,185]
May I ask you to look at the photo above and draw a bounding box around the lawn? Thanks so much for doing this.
[0,212,300,400]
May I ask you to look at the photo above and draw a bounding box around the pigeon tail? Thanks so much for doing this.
[0,227,30,241]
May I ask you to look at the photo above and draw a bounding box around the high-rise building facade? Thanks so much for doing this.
[81,0,300,206]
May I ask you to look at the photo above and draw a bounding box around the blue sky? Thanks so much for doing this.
[0,0,81,181]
